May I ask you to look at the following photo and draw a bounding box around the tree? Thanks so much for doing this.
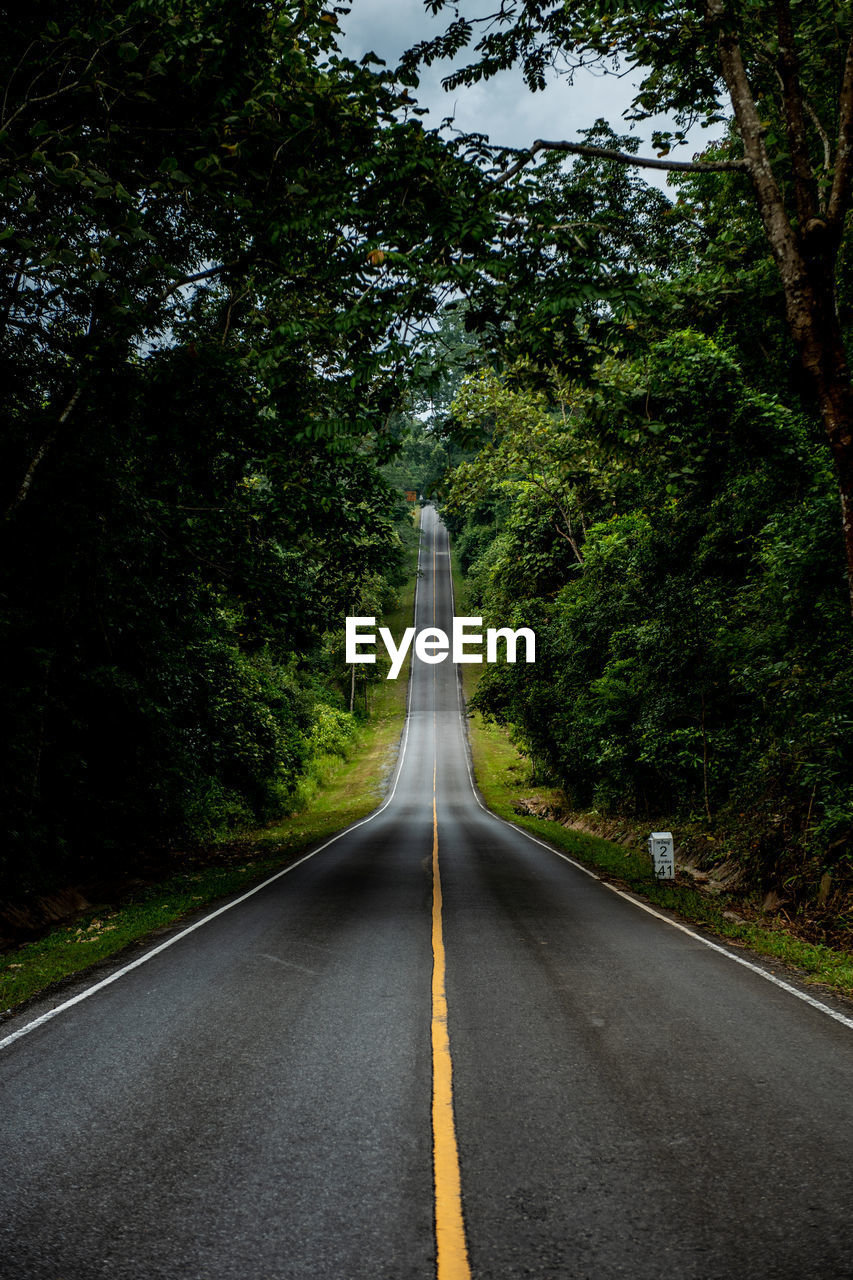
[404,0,853,613]
[444,330,853,883]
[0,0,484,892]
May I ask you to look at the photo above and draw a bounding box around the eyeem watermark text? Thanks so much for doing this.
[346,617,535,679]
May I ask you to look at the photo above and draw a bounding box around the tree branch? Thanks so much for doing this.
[221,284,251,346]
[1,39,38,129]
[804,99,832,193]
[522,467,584,564]
[3,379,87,523]
[774,0,819,227]
[495,139,747,185]
[828,28,853,231]
[0,268,23,341]
[150,262,237,309]
[2,30,131,133]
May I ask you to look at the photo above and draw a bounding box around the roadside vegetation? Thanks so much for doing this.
[452,556,853,1000]
[0,519,419,1013]
[3,5,853,1003]
[440,338,853,936]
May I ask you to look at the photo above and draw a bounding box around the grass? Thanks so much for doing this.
[0,511,421,1016]
[451,549,853,1001]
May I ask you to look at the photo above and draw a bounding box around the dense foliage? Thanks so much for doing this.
[396,0,853,910]
[0,1,435,894]
[440,178,853,903]
[411,0,853,615]
[3,0,853,917]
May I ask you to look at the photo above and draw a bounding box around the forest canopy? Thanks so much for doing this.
[1,0,852,918]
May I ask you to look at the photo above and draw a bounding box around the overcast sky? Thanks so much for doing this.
[338,0,713,192]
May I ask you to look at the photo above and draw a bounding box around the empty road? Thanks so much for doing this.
[2,504,853,1279]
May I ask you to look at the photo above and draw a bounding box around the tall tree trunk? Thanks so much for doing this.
[709,3,853,615]
[786,281,853,616]
[700,689,712,823]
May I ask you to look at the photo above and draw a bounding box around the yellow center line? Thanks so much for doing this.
[430,515,472,1280]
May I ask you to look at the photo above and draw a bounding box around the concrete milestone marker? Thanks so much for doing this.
[648,831,675,880]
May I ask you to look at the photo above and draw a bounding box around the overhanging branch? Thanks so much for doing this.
[496,139,747,184]
[151,262,238,309]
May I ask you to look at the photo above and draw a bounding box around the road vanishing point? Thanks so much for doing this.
[2,505,853,1279]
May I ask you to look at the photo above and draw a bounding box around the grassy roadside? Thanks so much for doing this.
[0,512,421,1015]
[451,549,853,1000]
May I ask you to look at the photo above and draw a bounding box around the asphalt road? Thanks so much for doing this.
[2,504,853,1280]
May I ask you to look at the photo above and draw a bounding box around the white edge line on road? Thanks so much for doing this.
[446,530,853,1036]
[0,522,426,1054]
